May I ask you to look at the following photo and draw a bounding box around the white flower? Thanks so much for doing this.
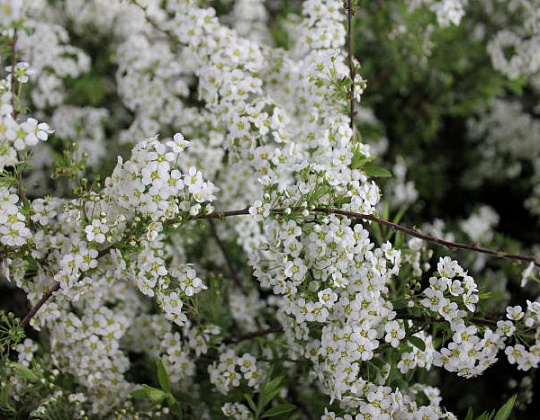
[318,288,338,307]
[16,338,38,365]
[248,199,271,221]
[84,219,109,243]
[167,133,191,154]
[521,262,536,287]
[384,320,405,348]
[506,305,524,321]
[18,118,54,149]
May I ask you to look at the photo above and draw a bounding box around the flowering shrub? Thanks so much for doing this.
[0,0,539,419]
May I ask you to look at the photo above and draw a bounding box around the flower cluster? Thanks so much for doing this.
[409,0,466,27]
[0,74,53,169]
[0,0,539,419]
[105,134,216,221]
[208,350,263,394]
[0,187,31,246]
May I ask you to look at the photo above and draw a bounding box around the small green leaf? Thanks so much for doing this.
[130,388,149,400]
[382,201,390,220]
[408,335,426,352]
[10,362,39,382]
[350,143,375,170]
[390,300,407,310]
[157,359,171,393]
[493,395,517,420]
[260,404,297,418]
[369,357,385,370]
[392,205,407,225]
[244,394,258,414]
[394,230,404,248]
[173,391,193,404]
[363,165,392,178]
[142,385,167,404]
[170,401,183,420]
[465,407,474,420]
[258,376,284,411]
[371,222,383,245]
[475,410,494,420]
[479,292,492,300]
[167,394,176,405]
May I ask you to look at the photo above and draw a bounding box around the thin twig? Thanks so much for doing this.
[97,245,115,259]
[396,312,499,329]
[194,207,539,267]
[20,206,539,329]
[192,209,252,220]
[221,327,283,344]
[290,387,317,420]
[312,208,540,268]
[19,283,60,328]
[220,311,501,348]
[20,246,115,328]
[208,219,243,289]
[130,0,187,46]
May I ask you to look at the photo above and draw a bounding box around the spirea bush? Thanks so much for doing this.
[0,0,539,419]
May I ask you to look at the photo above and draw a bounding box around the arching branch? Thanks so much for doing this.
[19,206,538,329]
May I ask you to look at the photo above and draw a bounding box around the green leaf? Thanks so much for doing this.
[172,391,194,405]
[157,359,171,393]
[493,395,517,420]
[382,201,390,220]
[475,412,491,420]
[130,388,149,400]
[465,407,474,420]
[362,165,392,178]
[392,205,407,225]
[170,401,183,420]
[258,376,284,411]
[10,362,39,382]
[369,357,385,370]
[244,394,258,414]
[350,143,375,170]
[478,292,492,300]
[371,222,383,245]
[394,230,405,248]
[390,300,407,310]
[260,404,297,419]
[136,385,167,404]
[407,335,426,352]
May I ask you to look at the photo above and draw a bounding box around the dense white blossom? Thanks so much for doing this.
[0,0,538,418]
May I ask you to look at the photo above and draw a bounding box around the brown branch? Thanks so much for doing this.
[221,327,283,344]
[16,168,26,203]
[20,245,115,328]
[220,311,501,348]
[192,208,252,220]
[191,207,539,267]
[130,0,187,47]
[97,245,115,259]
[396,312,499,329]
[312,208,540,269]
[290,387,316,420]
[19,283,60,328]
[20,205,539,329]
[207,219,243,289]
